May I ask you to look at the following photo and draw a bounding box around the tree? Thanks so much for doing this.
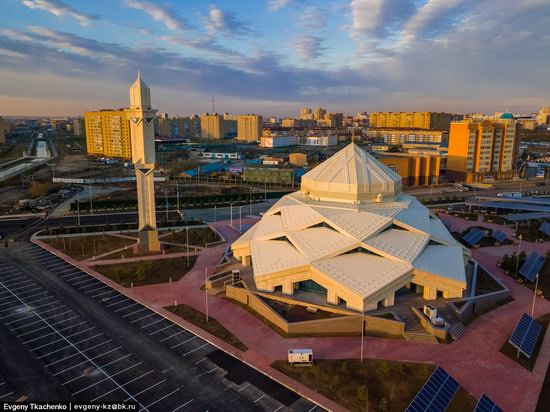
[357,385,369,412]
[136,262,146,281]
[379,396,389,412]
[379,361,390,377]
[329,375,340,396]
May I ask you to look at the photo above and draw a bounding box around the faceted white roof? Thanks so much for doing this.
[250,240,309,277]
[232,143,468,299]
[324,210,392,241]
[301,143,402,203]
[363,229,430,262]
[394,207,431,234]
[413,245,466,283]
[252,215,286,240]
[287,228,359,260]
[312,254,412,299]
[429,218,461,247]
[280,205,324,231]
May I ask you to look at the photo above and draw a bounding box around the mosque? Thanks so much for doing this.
[231,143,469,312]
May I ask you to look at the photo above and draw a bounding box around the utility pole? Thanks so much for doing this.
[205,267,209,322]
[515,234,523,278]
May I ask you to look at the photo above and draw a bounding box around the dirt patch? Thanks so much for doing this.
[166,303,248,351]
[272,359,477,412]
[499,313,549,371]
[94,256,197,287]
[42,234,136,261]
[161,227,221,246]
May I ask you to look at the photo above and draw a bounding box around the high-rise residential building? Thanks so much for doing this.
[282,118,304,128]
[73,118,85,137]
[367,128,449,146]
[537,107,550,126]
[200,113,228,139]
[236,114,263,142]
[299,108,314,120]
[323,112,344,128]
[447,115,521,182]
[314,107,326,120]
[0,117,5,144]
[369,112,452,130]
[84,110,131,158]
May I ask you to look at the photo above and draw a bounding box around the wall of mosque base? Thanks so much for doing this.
[225,285,405,336]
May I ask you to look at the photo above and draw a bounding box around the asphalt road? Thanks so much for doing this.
[0,242,321,411]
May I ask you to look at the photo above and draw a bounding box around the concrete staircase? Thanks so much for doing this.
[449,322,467,340]
[403,332,439,344]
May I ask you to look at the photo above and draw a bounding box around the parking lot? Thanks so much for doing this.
[0,243,321,411]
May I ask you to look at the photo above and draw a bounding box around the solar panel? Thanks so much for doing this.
[519,251,545,282]
[475,394,503,412]
[539,221,550,236]
[509,313,543,358]
[406,367,459,412]
[491,230,507,243]
[463,229,485,246]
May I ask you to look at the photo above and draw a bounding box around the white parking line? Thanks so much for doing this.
[254,394,266,403]
[17,320,86,338]
[33,331,101,355]
[237,383,250,392]
[182,343,209,356]
[71,364,147,396]
[55,352,131,377]
[273,405,283,412]
[92,290,116,299]
[10,285,41,294]
[0,274,26,283]
[25,295,56,305]
[172,399,194,411]
[130,313,157,324]
[161,330,186,342]
[82,285,109,294]
[25,325,95,346]
[121,307,147,318]
[47,262,70,269]
[144,388,180,409]
[63,273,87,281]
[9,309,74,329]
[45,344,119,368]
[149,324,175,335]
[0,391,14,399]
[125,378,165,399]
[56,268,79,276]
[114,303,138,313]
[28,300,62,311]
[0,297,18,306]
[106,298,130,308]
[73,278,99,287]
[18,290,48,300]
[171,336,196,349]
[194,358,207,365]
[139,318,165,329]
[1,279,33,288]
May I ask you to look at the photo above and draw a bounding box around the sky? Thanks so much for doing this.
[1,0,549,117]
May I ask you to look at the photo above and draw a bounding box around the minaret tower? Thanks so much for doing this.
[126,71,160,252]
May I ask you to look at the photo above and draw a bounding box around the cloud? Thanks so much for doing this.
[291,34,327,61]
[124,0,191,31]
[298,6,325,28]
[20,0,98,25]
[268,0,296,12]
[205,5,251,36]
[349,0,416,39]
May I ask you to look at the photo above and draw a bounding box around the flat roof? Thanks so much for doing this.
[502,212,550,222]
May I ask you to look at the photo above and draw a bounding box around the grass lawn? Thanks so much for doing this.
[161,227,220,246]
[166,303,248,351]
[499,313,549,371]
[94,256,197,287]
[43,234,136,261]
[272,359,477,412]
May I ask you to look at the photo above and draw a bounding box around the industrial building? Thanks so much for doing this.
[232,143,469,312]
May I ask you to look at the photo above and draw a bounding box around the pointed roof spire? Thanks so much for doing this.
[137,68,140,80]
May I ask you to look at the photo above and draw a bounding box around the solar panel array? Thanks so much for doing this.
[509,313,543,358]
[474,394,503,412]
[406,367,459,412]
[491,230,507,243]
[463,229,485,246]
[519,251,545,282]
[539,221,550,236]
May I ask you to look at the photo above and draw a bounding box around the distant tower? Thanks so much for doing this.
[126,71,160,253]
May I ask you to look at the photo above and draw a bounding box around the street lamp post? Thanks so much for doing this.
[230,203,234,226]
[531,273,540,317]
[514,234,523,278]
[176,180,180,214]
[89,164,94,215]
[205,267,209,322]
[239,206,242,232]
[76,191,81,227]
